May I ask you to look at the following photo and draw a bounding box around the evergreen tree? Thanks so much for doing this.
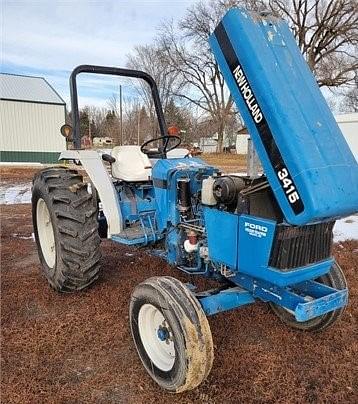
[79,110,89,138]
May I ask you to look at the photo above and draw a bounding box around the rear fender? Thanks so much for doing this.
[59,150,123,235]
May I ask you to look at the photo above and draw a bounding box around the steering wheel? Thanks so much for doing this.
[140,135,181,158]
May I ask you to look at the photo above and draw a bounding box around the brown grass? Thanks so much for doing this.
[201,153,247,172]
[1,167,357,404]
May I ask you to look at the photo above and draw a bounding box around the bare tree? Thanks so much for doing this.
[156,0,357,151]
[158,1,241,151]
[127,44,184,137]
[103,94,121,144]
[340,75,358,111]
[267,0,358,87]
[107,93,119,114]
[118,98,149,145]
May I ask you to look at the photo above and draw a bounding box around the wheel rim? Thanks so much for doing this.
[36,198,56,268]
[138,303,175,371]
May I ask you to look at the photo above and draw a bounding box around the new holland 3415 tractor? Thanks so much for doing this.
[32,8,358,392]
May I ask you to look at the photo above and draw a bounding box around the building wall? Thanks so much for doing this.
[236,134,249,154]
[199,138,217,153]
[335,113,358,160]
[0,100,66,163]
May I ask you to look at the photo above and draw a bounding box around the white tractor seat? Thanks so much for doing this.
[111,146,152,181]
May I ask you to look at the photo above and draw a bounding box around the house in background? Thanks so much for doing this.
[0,73,66,163]
[199,132,237,153]
[199,136,217,153]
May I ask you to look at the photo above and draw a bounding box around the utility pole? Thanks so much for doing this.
[137,106,141,145]
[88,114,91,139]
[119,85,123,145]
[88,111,91,148]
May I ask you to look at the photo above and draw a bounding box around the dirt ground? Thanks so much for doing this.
[1,165,357,404]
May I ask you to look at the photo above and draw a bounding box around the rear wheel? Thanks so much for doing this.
[32,167,101,292]
[129,276,214,392]
[269,263,347,332]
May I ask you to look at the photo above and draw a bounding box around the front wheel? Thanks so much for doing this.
[269,262,347,332]
[129,276,214,392]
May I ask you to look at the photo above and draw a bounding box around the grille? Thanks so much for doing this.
[269,221,334,271]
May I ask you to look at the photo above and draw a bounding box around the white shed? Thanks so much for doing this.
[235,127,249,154]
[199,137,217,153]
[335,113,358,160]
[0,73,66,163]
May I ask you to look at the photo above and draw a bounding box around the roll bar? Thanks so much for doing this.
[69,65,167,149]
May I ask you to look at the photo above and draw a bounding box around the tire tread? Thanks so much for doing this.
[32,167,101,292]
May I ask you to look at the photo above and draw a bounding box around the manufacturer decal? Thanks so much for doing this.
[245,222,267,238]
[233,64,262,124]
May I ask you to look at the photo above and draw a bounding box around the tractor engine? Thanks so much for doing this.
[203,174,283,222]
[164,164,285,274]
[166,164,335,279]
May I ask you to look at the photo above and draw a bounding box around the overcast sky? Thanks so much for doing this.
[2,0,195,107]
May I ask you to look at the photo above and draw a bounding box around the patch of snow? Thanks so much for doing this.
[0,183,32,205]
[12,233,34,240]
[0,162,44,167]
[333,214,358,242]
[228,172,251,176]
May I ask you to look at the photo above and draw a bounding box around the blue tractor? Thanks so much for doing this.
[32,8,358,393]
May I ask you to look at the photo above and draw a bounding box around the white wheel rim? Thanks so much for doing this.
[138,303,175,371]
[36,198,56,268]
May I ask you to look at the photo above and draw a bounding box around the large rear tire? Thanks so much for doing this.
[269,263,347,332]
[129,276,214,392]
[32,167,101,292]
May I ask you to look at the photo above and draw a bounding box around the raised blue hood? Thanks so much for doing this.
[209,8,358,225]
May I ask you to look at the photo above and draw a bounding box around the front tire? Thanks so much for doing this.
[32,167,101,292]
[129,276,214,392]
[269,263,347,332]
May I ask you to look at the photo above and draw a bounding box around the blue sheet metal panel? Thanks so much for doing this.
[119,185,157,222]
[152,186,168,231]
[236,214,332,285]
[111,234,148,246]
[209,9,358,225]
[237,214,276,272]
[152,157,210,179]
[266,260,333,287]
[203,208,238,268]
[198,287,255,316]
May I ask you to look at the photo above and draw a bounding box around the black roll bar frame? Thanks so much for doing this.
[69,64,167,149]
